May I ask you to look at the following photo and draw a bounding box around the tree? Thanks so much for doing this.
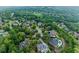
[0,44,6,53]
[31,24,36,29]
[17,32,25,43]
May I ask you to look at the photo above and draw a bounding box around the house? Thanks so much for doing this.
[58,22,66,29]
[58,23,64,27]
[0,30,4,36]
[0,30,8,37]
[74,32,79,40]
[0,20,2,23]
[38,22,42,26]
[37,43,48,53]
[3,32,8,37]
[48,30,57,38]
[19,39,29,49]
[68,31,74,35]
[49,38,63,48]
[27,21,31,24]
[64,27,69,32]
[12,21,20,27]
[0,19,3,26]
[32,20,36,24]
[58,23,69,32]
[11,12,14,17]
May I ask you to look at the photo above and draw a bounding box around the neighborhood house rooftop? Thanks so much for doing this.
[19,39,29,49]
[49,30,57,37]
[37,43,48,53]
[49,38,62,47]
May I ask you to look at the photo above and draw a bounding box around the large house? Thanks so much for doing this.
[37,43,48,53]
[0,19,3,27]
[49,38,63,48]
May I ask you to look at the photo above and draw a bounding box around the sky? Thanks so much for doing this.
[0,0,79,6]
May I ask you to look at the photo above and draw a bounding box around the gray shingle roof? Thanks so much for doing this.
[49,38,62,47]
[37,43,48,53]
